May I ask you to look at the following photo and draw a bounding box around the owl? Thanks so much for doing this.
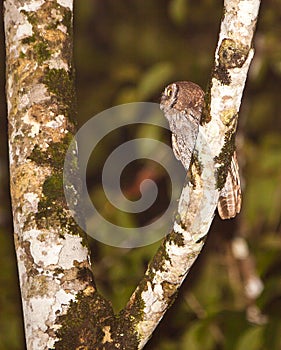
[160,81,241,219]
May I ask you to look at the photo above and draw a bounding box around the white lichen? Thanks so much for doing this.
[57,0,73,10]
[16,22,33,39]
[19,0,45,12]
[58,234,89,269]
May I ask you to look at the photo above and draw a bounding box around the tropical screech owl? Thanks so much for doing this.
[160,81,241,219]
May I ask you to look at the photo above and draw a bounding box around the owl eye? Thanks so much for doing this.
[165,87,173,97]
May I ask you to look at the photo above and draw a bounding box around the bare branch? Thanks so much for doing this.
[123,1,261,348]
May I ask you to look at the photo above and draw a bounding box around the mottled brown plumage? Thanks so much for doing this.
[160,81,204,171]
[160,81,241,219]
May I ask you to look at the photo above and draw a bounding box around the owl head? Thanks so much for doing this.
[160,81,204,119]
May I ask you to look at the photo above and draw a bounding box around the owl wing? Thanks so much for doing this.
[171,134,182,161]
[218,151,242,219]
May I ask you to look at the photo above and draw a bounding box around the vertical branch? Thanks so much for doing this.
[4,1,102,349]
[122,1,261,348]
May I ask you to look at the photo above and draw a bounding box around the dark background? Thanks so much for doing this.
[1,1,281,349]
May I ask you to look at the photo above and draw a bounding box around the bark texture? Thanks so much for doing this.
[4,1,99,349]
[5,1,139,349]
[123,1,261,348]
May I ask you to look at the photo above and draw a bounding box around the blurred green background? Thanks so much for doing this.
[1,0,281,349]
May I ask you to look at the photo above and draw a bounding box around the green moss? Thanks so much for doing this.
[123,291,145,321]
[61,9,72,35]
[45,6,72,32]
[20,9,38,25]
[214,129,236,190]
[112,318,140,349]
[29,134,86,241]
[42,174,64,202]
[53,289,140,349]
[20,10,51,65]
[21,4,74,67]
[35,171,86,241]
[35,197,86,240]
[35,177,87,242]
[39,173,64,213]
[46,8,72,33]
[46,22,58,30]
[19,51,26,59]
[54,291,114,350]
[34,41,51,64]
[43,68,77,122]
[29,133,73,170]
[21,35,36,45]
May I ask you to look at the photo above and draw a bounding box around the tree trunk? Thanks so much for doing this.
[4,1,99,348]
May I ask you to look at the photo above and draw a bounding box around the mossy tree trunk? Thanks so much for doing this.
[4,0,261,349]
[4,0,105,349]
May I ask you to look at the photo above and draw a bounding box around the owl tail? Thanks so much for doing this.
[218,152,242,220]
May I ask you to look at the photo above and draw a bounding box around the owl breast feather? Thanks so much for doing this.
[170,112,200,171]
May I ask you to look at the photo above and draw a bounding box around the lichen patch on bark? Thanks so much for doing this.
[5,1,95,349]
